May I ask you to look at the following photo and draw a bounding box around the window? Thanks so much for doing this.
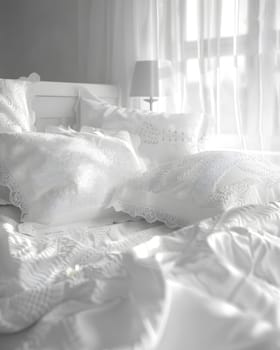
[183,0,251,136]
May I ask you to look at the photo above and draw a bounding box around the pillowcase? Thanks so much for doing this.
[0,78,35,132]
[76,96,203,166]
[0,130,144,226]
[109,151,280,228]
[0,76,37,204]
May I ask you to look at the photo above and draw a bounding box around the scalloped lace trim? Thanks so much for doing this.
[0,163,27,220]
[112,199,187,229]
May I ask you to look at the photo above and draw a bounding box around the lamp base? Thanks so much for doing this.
[144,97,158,111]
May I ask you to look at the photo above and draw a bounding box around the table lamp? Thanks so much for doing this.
[130,60,159,111]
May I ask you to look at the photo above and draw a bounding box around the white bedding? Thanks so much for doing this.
[1,201,280,350]
[1,99,280,349]
[0,131,144,225]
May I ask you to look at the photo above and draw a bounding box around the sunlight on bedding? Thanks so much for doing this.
[2,222,15,233]
[133,236,161,259]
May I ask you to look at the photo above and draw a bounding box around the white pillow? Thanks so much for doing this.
[0,77,36,204]
[76,96,203,166]
[0,79,35,132]
[0,130,144,225]
[109,151,280,228]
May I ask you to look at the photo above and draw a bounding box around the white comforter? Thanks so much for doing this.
[1,202,280,350]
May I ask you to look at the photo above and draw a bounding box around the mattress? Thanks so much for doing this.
[1,202,280,350]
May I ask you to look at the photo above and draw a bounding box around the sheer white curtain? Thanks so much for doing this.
[77,0,157,105]
[187,0,280,152]
[78,0,280,152]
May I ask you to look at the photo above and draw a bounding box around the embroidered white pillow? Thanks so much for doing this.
[76,96,203,166]
[0,130,144,225]
[110,151,280,228]
[0,79,35,132]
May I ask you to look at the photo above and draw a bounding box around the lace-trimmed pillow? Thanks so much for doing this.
[0,130,144,225]
[0,78,35,132]
[109,151,280,228]
[76,96,203,166]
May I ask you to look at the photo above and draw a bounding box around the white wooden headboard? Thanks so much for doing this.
[31,81,119,131]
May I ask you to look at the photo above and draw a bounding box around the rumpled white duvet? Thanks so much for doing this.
[1,201,280,350]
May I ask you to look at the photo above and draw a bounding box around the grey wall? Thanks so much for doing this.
[0,0,79,82]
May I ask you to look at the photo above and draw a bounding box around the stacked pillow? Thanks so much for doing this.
[2,85,280,230]
[0,86,205,225]
[76,93,204,167]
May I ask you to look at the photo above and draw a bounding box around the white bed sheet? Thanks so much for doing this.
[1,203,280,350]
[0,206,171,350]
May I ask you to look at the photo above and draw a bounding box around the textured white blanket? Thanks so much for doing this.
[0,213,169,350]
[2,202,280,349]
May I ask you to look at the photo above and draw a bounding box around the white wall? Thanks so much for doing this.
[0,0,79,82]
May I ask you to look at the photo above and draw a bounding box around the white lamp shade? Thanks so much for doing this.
[130,60,159,97]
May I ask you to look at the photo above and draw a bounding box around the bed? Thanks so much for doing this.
[1,77,280,350]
